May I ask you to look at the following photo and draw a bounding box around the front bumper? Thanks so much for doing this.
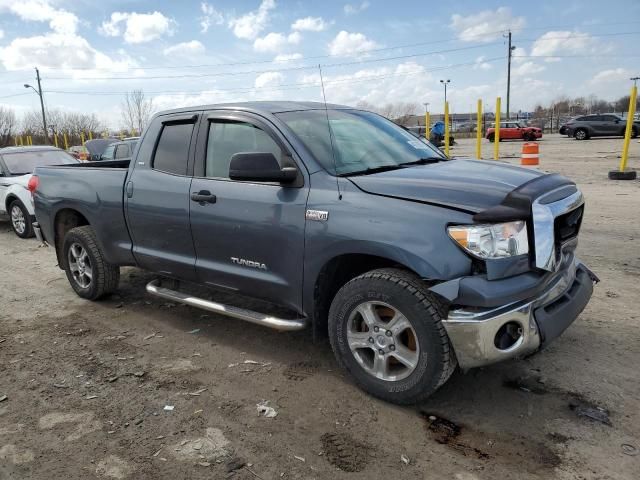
[442,258,596,369]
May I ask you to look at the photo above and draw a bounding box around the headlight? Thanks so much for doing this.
[448,221,528,259]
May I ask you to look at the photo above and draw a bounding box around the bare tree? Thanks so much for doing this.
[121,90,154,135]
[0,106,17,147]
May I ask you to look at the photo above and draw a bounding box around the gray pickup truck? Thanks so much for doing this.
[31,101,597,404]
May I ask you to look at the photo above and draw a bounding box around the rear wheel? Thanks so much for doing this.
[632,126,638,139]
[574,128,588,140]
[62,226,119,300]
[328,268,456,404]
[9,200,34,238]
[487,133,495,142]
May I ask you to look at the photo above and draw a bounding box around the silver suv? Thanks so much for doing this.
[566,114,639,140]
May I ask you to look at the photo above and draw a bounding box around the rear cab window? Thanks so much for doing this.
[152,122,196,175]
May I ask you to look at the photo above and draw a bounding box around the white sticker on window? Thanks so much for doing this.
[407,140,430,150]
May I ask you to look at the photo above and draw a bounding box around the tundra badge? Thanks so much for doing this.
[306,210,329,222]
[231,257,268,270]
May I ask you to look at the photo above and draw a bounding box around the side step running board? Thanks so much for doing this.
[145,279,307,332]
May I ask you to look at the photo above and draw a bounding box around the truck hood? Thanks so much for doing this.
[348,159,544,213]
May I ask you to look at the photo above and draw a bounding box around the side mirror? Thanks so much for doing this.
[229,152,297,183]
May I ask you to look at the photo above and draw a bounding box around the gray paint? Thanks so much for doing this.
[33,101,582,325]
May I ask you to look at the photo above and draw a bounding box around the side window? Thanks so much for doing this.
[153,122,194,175]
[102,145,115,160]
[205,121,282,179]
[603,115,617,122]
[115,144,129,159]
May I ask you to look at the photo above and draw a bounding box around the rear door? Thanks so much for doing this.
[125,112,200,281]
[188,110,308,311]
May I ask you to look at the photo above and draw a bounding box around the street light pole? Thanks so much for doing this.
[24,67,48,144]
[440,79,450,105]
[505,31,516,120]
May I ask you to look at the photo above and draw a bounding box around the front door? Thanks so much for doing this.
[189,111,308,312]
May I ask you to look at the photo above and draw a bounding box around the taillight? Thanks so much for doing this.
[28,175,39,195]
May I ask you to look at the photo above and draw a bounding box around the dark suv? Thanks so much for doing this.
[566,114,639,140]
[100,138,139,161]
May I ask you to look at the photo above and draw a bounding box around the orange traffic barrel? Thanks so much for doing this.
[521,142,539,166]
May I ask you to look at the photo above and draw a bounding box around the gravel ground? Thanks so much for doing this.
[0,134,638,480]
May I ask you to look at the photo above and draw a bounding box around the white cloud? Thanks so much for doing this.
[511,46,527,64]
[590,68,631,85]
[450,7,525,42]
[163,40,205,57]
[253,31,300,53]
[328,31,379,56]
[274,53,303,62]
[473,56,492,71]
[291,16,329,32]
[344,1,370,15]
[0,32,135,76]
[228,0,275,40]
[0,0,79,34]
[512,61,545,77]
[0,29,3,39]
[531,31,598,61]
[255,71,284,88]
[199,2,224,33]
[100,11,175,44]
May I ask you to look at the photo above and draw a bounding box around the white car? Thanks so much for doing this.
[0,146,79,238]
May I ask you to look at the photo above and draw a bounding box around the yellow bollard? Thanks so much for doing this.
[444,102,450,157]
[27,136,32,146]
[54,134,59,148]
[63,133,69,150]
[619,85,637,173]
[81,132,85,146]
[493,97,501,160]
[14,136,18,146]
[19,136,24,146]
[476,99,482,159]
[425,111,430,141]
[89,131,93,141]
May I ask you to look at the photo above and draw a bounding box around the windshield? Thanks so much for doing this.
[2,150,78,175]
[276,109,446,176]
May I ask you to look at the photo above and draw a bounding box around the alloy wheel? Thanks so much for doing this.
[10,205,26,235]
[67,243,93,289]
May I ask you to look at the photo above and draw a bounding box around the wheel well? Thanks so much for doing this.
[54,209,90,267]
[312,254,422,338]
[4,194,19,213]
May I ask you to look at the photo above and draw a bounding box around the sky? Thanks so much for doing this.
[0,0,639,128]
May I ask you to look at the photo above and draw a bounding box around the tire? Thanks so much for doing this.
[632,126,638,139]
[526,132,537,141]
[8,199,34,238]
[574,128,588,140]
[62,225,120,300]
[608,170,637,180]
[328,268,456,404]
[487,133,495,142]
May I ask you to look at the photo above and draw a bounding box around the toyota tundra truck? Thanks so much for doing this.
[31,101,597,404]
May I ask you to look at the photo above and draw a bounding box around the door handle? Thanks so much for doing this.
[191,190,217,204]
[126,181,134,198]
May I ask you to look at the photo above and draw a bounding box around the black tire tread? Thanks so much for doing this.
[329,268,457,404]
[64,226,119,299]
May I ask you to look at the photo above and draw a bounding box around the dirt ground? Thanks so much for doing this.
[0,134,639,480]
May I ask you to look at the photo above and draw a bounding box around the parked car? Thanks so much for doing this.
[486,121,542,142]
[31,101,597,404]
[68,145,90,161]
[84,138,119,161]
[100,137,139,161]
[0,146,78,238]
[565,114,639,140]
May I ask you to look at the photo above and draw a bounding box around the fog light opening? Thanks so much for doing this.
[494,321,524,350]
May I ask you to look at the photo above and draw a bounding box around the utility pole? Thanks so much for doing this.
[505,30,515,120]
[24,67,48,144]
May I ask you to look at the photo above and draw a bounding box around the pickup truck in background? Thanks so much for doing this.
[31,101,597,404]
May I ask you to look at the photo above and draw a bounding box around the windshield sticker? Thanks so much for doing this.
[407,140,430,150]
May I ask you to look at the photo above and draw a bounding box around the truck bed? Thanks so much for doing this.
[33,162,135,266]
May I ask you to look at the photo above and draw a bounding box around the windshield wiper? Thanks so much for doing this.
[338,164,404,177]
[397,157,443,167]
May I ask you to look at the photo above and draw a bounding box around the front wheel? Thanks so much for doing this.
[62,226,120,300]
[9,200,34,238]
[328,268,456,404]
[574,128,588,140]
[487,133,495,142]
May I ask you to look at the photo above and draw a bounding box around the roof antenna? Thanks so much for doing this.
[318,64,342,200]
